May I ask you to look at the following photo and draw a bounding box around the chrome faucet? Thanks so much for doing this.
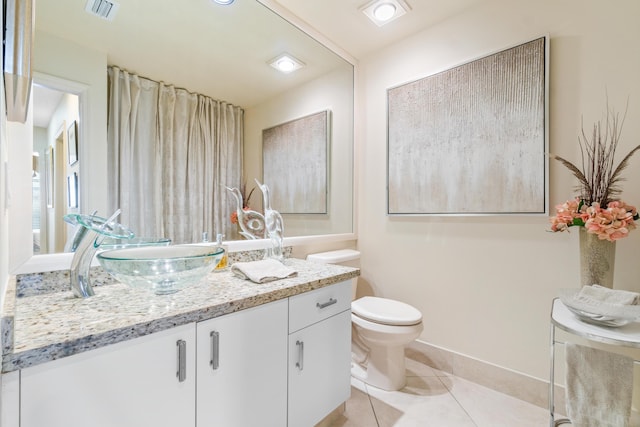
[64,210,134,298]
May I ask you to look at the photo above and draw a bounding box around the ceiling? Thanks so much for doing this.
[32,0,483,128]
[273,0,485,59]
[34,0,346,109]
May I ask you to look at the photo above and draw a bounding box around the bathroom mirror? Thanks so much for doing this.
[19,0,354,258]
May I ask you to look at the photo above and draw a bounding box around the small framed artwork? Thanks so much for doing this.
[67,172,78,208]
[262,110,330,214]
[67,120,78,165]
[45,145,54,208]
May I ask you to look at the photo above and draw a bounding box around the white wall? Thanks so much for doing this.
[6,107,34,271]
[244,67,354,237]
[357,0,640,382]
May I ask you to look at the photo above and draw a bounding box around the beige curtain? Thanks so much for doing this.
[107,66,243,244]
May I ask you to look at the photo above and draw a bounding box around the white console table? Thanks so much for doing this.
[549,298,640,427]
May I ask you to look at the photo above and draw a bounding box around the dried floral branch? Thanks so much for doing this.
[239,181,256,208]
[551,154,591,196]
[552,103,638,206]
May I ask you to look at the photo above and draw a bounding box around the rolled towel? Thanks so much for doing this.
[575,284,640,306]
[565,343,634,427]
[231,259,297,284]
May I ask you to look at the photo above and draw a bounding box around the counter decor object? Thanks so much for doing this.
[213,233,229,272]
[227,185,265,240]
[548,104,640,289]
[256,180,284,262]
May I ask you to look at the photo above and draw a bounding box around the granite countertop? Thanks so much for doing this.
[1,258,359,373]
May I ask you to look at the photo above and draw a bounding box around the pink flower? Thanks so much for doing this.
[549,198,638,242]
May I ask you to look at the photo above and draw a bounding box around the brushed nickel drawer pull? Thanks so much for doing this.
[210,331,220,370]
[296,340,304,371]
[176,340,187,382]
[316,298,337,309]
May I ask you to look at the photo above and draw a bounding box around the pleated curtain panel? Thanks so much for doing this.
[107,66,244,244]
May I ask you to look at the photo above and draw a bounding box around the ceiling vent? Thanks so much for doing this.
[85,0,120,21]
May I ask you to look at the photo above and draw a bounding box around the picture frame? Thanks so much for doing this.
[67,172,78,208]
[262,110,330,214]
[67,120,78,165]
[45,145,54,208]
[387,37,548,215]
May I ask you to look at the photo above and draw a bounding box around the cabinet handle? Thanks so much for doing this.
[295,340,304,371]
[316,298,337,309]
[210,331,220,370]
[176,340,187,382]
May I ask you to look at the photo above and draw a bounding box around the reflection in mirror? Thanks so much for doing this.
[20,0,354,259]
[32,84,80,254]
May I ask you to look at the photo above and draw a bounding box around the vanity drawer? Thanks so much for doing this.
[289,280,351,333]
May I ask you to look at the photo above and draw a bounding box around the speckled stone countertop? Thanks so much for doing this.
[1,258,359,373]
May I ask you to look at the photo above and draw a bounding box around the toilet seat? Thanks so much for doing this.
[351,296,422,326]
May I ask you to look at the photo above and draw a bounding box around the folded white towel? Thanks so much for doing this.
[565,343,634,427]
[231,259,297,284]
[575,284,640,306]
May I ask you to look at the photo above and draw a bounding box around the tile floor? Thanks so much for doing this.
[326,356,552,427]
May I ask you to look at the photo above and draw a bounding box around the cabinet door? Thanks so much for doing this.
[288,310,351,427]
[21,323,196,427]
[197,299,288,427]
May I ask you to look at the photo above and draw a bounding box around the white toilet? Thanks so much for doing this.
[306,249,424,391]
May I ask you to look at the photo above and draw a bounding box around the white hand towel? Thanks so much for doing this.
[575,284,640,306]
[231,259,297,284]
[565,343,634,427]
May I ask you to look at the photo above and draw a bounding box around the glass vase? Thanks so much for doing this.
[579,228,616,289]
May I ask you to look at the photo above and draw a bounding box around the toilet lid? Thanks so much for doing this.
[351,296,422,326]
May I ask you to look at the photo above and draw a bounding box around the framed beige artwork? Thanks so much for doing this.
[387,36,548,215]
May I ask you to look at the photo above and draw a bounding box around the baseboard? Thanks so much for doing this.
[407,339,566,412]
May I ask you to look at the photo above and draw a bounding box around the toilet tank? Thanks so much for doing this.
[306,249,360,299]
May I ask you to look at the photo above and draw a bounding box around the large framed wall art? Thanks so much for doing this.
[262,110,329,214]
[387,36,548,215]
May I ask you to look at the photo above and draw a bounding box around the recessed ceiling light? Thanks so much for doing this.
[211,0,234,5]
[361,0,410,26]
[373,3,396,21]
[269,54,305,74]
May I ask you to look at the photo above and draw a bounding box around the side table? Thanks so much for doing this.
[549,298,640,427]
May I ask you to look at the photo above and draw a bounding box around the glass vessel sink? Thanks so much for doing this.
[97,245,225,295]
[100,237,171,249]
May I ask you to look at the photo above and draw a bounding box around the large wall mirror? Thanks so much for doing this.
[21,0,354,258]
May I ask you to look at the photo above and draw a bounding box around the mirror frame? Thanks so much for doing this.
[11,0,358,274]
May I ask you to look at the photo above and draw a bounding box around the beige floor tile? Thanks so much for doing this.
[336,358,562,426]
[366,376,476,427]
[441,375,549,427]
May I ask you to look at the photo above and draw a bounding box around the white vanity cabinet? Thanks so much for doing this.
[196,299,288,427]
[20,323,196,427]
[287,280,352,427]
[10,278,355,427]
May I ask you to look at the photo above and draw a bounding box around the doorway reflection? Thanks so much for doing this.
[32,84,80,254]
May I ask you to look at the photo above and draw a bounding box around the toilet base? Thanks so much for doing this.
[351,343,407,391]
